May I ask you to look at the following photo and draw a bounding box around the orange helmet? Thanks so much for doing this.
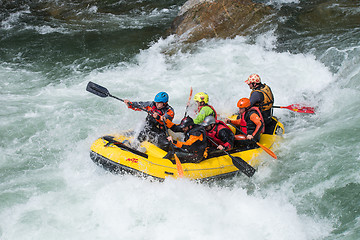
[237,98,251,108]
[245,74,261,84]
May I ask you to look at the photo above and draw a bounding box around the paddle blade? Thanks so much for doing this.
[283,104,315,114]
[86,81,110,98]
[174,154,184,178]
[231,156,255,177]
[189,87,193,101]
[184,87,194,117]
[256,142,277,159]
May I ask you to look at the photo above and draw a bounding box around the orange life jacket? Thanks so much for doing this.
[250,84,274,111]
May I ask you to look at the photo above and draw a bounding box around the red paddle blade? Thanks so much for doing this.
[283,104,315,114]
[256,142,277,159]
[174,154,184,178]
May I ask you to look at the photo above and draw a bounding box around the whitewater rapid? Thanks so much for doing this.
[1,1,360,239]
[1,35,338,239]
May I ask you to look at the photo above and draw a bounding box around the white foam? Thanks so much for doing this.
[87,35,334,122]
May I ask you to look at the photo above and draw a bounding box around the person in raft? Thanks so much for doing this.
[124,92,174,151]
[201,115,234,151]
[161,116,207,163]
[225,98,264,143]
[193,92,218,124]
[245,74,274,128]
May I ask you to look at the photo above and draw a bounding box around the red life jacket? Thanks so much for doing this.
[147,104,174,127]
[240,107,265,135]
[206,120,231,146]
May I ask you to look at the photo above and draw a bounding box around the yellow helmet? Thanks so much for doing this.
[194,92,209,104]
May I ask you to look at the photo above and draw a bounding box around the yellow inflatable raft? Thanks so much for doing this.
[90,117,284,181]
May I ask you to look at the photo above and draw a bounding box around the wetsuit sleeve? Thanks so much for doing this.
[229,118,241,126]
[249,91,264,107]
[174,132,204,149]
[193,106,214,124]
[127,101,152,112]
[164,108,175,121]
[164,118,183,133]
[249,112,264,137]
[218,128,234,149]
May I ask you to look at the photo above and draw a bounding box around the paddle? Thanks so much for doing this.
[163,119,184,178]
[207,137,255,177]
[86,81,125,102]
[86,81,152,114]
[87,81,184,177]
[184,87,193,117]
[229,123,277,159]
[272,104,315,114]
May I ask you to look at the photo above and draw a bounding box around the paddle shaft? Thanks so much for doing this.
[109,94,124,102]
[86,81,154,115]
[229,122,254,139]
[207,137,255,177]
[184,87,193,118]
[229,123,277,159]
[207,137,232,158]
[163,119,184,177]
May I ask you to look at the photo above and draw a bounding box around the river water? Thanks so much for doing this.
[1,0,359,239]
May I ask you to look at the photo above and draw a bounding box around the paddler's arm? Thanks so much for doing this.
[249,91,264,107]
[161,117,183,132]
[218,128,234,150]
[225,118,242,126]
[248,112,264,140]
[124,100,152,112]
[163,107,175,121]
[173,133,203,149]
[124,99,134,109]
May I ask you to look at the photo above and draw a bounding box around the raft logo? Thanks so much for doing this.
[126,158,138,163]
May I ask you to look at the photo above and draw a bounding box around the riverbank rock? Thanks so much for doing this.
[169,0,274,43]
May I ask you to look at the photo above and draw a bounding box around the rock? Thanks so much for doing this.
[169,0,274,43]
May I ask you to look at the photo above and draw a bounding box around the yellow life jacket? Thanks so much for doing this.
[250,84,274,111]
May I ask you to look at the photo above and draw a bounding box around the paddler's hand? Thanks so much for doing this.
[224,118,230,124]
[160,115,166,122]
[246,135,254,140]
[167,136,173,143]
[217,145,224,150]
[124,99,131,107]
[152,112,160,120]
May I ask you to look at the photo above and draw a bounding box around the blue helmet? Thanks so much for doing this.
[154,92,169,103]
